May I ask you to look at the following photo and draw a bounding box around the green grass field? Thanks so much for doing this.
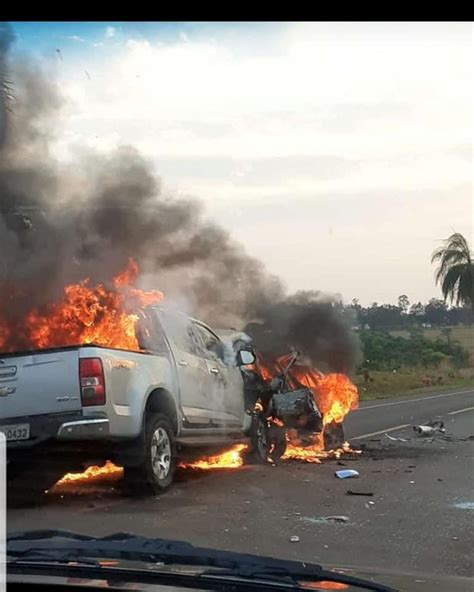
[354,369,474,401]
[355,326,473,400]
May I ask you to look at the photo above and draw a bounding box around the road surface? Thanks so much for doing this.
[7,386,474,582]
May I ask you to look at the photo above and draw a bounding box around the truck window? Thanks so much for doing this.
[193,323,225,362]
[135,314,168,354]
[158,311,198,356]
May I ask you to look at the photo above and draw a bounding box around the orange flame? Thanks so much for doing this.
[290,371,359,425]
[300,582,349,590]
[282,433,357,463]
[253,353,358,427]
[179,444,248,470]
[0,259,163,353]
[53,461,124,488]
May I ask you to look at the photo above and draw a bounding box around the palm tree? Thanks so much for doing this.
[431,233,474,310]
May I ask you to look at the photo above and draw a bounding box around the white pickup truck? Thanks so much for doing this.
[1,306,257,499]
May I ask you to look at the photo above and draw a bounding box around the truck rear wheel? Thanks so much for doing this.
[124,413,177,496]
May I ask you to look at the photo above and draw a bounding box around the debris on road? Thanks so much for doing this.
[301,515,349,524]
[302,515,349,524]
[335,469,359,479]
[290,535,300,543]
[346,490,374,496]
[385,433,408,442]
[413,420,445,437]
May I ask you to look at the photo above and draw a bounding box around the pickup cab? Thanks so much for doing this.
[1,306,256,499]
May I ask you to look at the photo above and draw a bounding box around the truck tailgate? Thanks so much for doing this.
[0,349,82,420]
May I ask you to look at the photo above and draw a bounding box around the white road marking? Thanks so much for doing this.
[448,406,474,416]
[351,423,411,441]
[356,389,473,411]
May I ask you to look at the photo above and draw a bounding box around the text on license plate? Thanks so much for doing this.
[0,423,30,441]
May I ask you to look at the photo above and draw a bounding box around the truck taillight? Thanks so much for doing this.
[79,358,106,406]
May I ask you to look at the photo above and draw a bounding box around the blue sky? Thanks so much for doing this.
[5,22,471,305]
[10,22,284,58]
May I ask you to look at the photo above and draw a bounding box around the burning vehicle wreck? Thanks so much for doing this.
[1,261,359,503]
[218,333,352,463]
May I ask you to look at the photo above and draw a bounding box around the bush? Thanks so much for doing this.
[359,330,469,371]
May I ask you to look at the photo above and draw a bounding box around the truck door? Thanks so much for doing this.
[192,322,245,429]
[156,311,213,426]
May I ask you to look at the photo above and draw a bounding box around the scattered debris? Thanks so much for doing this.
[335,469,359,479]
[290,535,300,543]
[346,490,374,497]
[452,502,474,510]
[302,515,349,524]
[413,420,445,437]
[410,481,415,484]
[385,433,408,442]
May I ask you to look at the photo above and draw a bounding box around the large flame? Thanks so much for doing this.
[53,461,124,489]
[282,433,357,463]
[253,353,359,427]
[290,370,359,425]
[0,259,163,353]
[179,444,248,470]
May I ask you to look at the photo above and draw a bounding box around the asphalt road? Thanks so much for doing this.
[7,386,474,583]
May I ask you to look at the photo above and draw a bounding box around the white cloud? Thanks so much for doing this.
[53,23,472,304]
[105,26,116,39]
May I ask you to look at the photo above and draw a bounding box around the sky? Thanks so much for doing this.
[9,21,473,306]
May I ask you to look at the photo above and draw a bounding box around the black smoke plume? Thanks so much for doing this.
[0,25,361,372]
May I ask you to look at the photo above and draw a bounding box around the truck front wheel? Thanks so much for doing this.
[124,413,177,496]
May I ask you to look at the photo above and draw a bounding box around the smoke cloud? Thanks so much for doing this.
[0,25,361,372]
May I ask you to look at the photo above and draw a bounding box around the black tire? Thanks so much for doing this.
[323,420,345,450]
[251,414,287,463]
[123,413,177,496]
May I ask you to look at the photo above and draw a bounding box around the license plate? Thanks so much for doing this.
[0,423,30,441]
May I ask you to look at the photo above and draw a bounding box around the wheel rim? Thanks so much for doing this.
[256,417,268,458]
[150,427,172,481]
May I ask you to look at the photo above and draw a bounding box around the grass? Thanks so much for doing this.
[354,325,474,401]
[354,368,474,401]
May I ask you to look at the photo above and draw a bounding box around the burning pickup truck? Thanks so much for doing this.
[1,263,358,502]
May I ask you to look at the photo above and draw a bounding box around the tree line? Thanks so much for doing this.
[349,297,471,332]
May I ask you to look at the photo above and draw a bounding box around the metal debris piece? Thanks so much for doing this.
[301,515,349,524]
[323,515,349,523]
[290,535,300,543]
[335,469,359,479]
[413,420,445,437]
[346,490,374,496]
[385,433,408,442]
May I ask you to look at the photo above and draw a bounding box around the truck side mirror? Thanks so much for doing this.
[237,349,256,366]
